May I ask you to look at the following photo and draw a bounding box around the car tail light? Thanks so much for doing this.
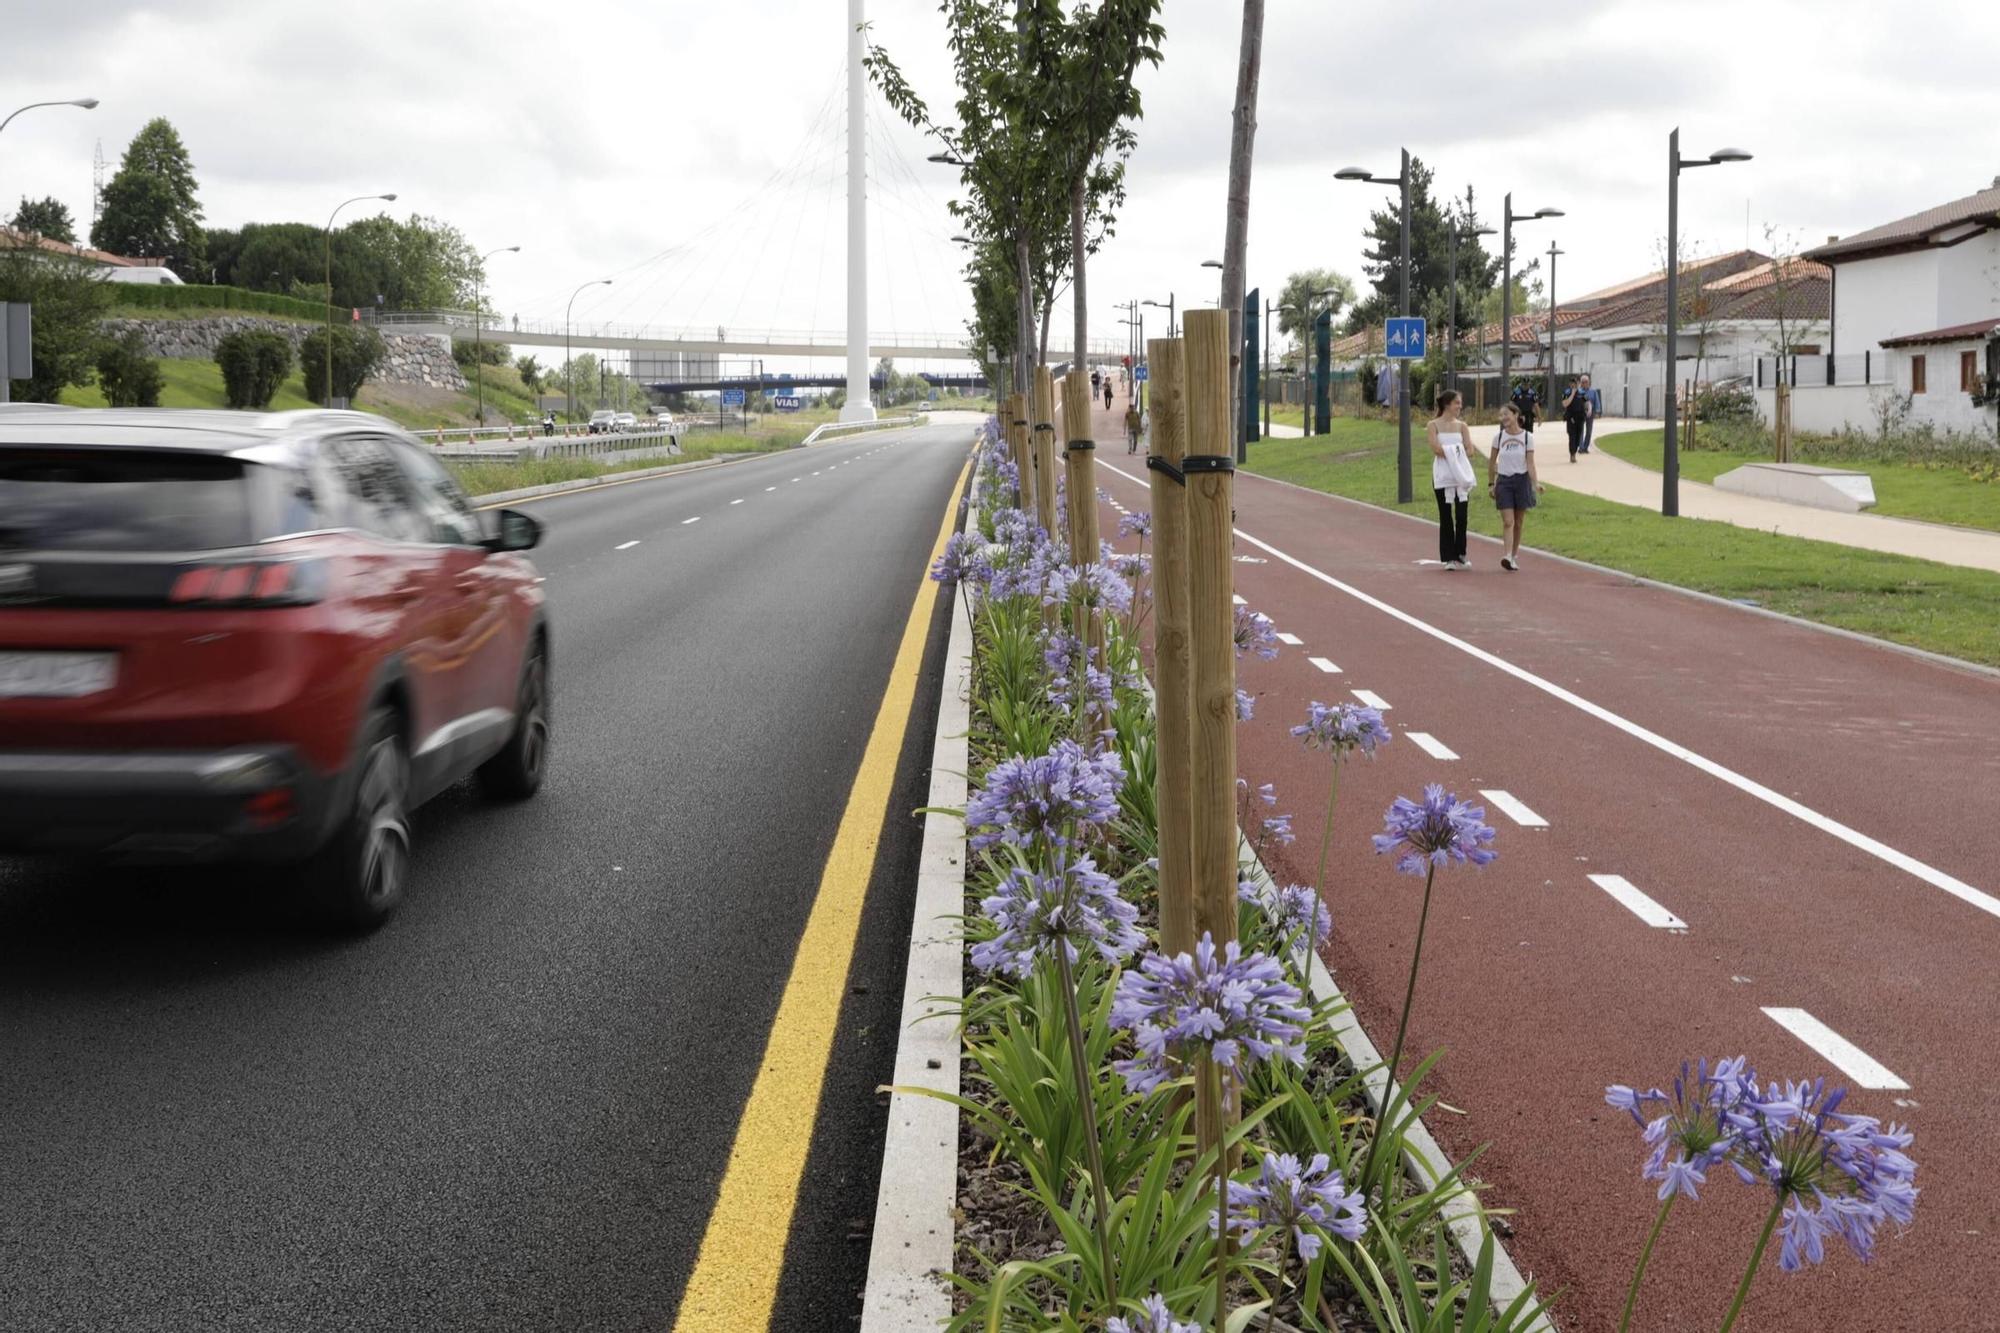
[168,559,326,607]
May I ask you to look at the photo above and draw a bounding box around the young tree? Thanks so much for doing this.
[215,330,295,410]
[11,196,77,243]
[91,118,205,276]
[516,354,542,392]
[95,328,163,407]
[1274,267,1356,348]
[300,325,385,405]
[0,249,113,402]
[1219,0,1265,453]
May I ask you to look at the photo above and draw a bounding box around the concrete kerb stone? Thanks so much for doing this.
[859,452,974,1332]
[1235,835,1558,1332]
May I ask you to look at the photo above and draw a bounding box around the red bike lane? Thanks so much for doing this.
[1088,446,2000,1331]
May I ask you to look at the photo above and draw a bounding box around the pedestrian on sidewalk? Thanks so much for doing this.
[1582,372,1601,452]
[1104,377,1114,410]
[1562,374,1593,462]
[1486,403,1543,571]
[1125,402,1143,453]
[1428,389,1477,569]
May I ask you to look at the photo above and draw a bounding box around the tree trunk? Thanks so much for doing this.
[1016,230,1035,398]
[1219,0,1265,461]
[1072,176,1088,375]
[1039,290,1053,370]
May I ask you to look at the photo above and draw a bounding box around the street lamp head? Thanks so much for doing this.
[1467,226,1498,237]
[926,152,965,166]
[1314,287,1339,298]
[1200,259,1223,269]
[950,234,973,244]
[1708,147,1753,164]
[379,193,398,203]
[1534,207,1564,219]
[1332,166,1374,182]
[72,98,100,110]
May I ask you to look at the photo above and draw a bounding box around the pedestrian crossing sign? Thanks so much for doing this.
[1385,317,1427,359]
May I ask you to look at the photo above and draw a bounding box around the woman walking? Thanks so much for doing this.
[1487,403,1543,571]
[1427,389,1477,569]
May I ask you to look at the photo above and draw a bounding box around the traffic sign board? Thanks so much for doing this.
[1385,317,1427,359]
[1133,366,1149,382]
[720,388,746,407]
[773,395,803,412]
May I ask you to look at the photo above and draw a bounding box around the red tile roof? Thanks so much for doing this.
[1805,184,2000,262]
[1878,317,2000,348]
[0,225,158,268]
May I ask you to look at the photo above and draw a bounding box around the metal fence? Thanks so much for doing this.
[1753,352,1883,388]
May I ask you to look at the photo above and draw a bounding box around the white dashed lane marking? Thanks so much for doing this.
[1406,731,1459,760]
[1231,594,1247,606]
[1308,657,1341,674]
[765,486,777,492]
[1350,688,1390,709]
[1479,789,1547,827]
[1762,1008,1909,1090]
[1276,632,1304,646]
[682,516,702,525]
[614,540,640,551]
[1587,874,1687,930]
[731,498,745,505]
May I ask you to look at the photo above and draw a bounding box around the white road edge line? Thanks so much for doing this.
[1308,656,1341,674]
[1587,873,1686,930]
[1480,788,1547,827]
[1086,460,2000,925]
[1406,731,1459,761]
[1761,1008,1909,1090]
[731,498,745,505]
[614,540,640,551]
[1350,687,1390,709]
[1276,632,1305,646]
[682,516,701,525]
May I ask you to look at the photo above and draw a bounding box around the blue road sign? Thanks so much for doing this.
[1385,317,1427,359]
[773,395,803,412]
[720,388,746,407]
[1133,366,1149,382]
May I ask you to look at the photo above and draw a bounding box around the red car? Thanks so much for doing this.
[0,407,551,928]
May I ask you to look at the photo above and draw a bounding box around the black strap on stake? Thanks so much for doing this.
[1033,423,1055,432]
[1181,454,1236,476]
[1066,439,1096,452]
[1146,455,1185,485]
[1011,419,1028,427]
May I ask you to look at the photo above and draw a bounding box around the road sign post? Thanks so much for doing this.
[0,303,32,404]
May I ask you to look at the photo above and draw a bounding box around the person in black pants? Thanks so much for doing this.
[1562,375,1592,461]
[1427,389,1475,569]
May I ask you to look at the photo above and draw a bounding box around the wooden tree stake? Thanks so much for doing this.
[1032,366,1061,553]
[1062,367,1105,662]
[1147,338,1195,964]
[1183,309,1239,956]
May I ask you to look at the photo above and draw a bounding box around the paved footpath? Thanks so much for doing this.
[1086,393,1997,1330]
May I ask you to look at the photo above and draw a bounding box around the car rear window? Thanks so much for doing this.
[0,449,284,553]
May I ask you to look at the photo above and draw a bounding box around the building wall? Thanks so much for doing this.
[1753,383,1881,434]
[1832,249,1941,351]
[1898,342,1999,435]
[1935,232,2000,329]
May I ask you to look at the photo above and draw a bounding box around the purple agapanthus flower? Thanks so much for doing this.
[1106,1293,1199,1333]
[1262,813,1296,847]
[1118,510,1153,540]
[1045,562,1135,616]
[1605,1057,1752,1203]
[965,739,1123,853]
[1239,879,1330,944]
[1233,605,1280,660]
[1235,688,1256,721]
[1291,701,1392,758]
[1110,551,1149,580]
[1111,932,1310,1095]
[969,853,1144,979]
[930,531,989,587]
[1371,784,1498,876]
[1213,1151,1368,1260]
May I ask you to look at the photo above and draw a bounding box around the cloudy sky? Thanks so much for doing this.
[5,0,1996,370]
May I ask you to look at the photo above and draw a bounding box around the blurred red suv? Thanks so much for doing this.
[0,408,551,927]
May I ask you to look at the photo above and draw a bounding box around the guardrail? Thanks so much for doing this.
[432,427,688,466]
[801,415,921,446]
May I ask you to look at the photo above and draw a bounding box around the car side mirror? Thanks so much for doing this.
[484,508,542,553]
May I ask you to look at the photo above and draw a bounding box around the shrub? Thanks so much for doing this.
[451,337,508,369]
[94,328,164,407]
[108,282,333,322]
[215,329,295,410]
[1693,381,1754,422]
[299,324,385,405]
[1357,356,1382,407]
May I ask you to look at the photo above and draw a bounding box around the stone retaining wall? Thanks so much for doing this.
[102,316,468,391]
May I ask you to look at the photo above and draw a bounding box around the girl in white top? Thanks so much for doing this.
[1425,389,1477,568]
[1486,404,1543,571]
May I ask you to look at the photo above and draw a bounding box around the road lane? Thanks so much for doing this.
[1093,459,1999,1331]
[0,420,976,1332]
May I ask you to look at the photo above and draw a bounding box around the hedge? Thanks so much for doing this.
[107,283,338,323]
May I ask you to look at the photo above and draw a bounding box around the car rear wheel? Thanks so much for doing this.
[314,707,411,930]
[478,643,549,800]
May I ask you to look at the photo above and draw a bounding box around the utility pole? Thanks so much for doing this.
[840,0,876,422]
[1545,240,1564,412]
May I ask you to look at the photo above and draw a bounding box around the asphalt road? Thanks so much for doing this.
[1090,429,1999,1332]
[0,419,974,1332]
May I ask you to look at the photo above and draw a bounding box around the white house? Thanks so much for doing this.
[1801,179,2000,436]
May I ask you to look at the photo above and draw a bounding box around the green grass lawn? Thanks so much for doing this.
[1597,428,2000,535]
[449,423,814,497]
[1245,428,2000,667]
[60,358,320,411]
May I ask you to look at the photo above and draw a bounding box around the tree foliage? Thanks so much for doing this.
[515,354,542,392]
[215,329,295,410]
[1274,268,1357,347]
[1347,170,1502,345]
[91,117,204,277]
[0,250,114,402]
[94,328,163,407]
[300,325,385,405]
[11,196,76,243]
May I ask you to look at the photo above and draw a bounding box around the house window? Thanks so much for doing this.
[1911,354,1927,394]
[1794,344,1822,356]
[1964,350,1981,392]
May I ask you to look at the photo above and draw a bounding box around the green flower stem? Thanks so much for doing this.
[1618,1193,1675,1333]
[1717,1197,1785,1333]
[1053,943,1118,1315]
[1302,762,1341,985]
[1360,863,1438,1207]
[1210,1057,1230,1333]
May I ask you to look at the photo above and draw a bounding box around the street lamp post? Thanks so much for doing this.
[1663,130,1752,516]
[1336,150,1415,502]
[0,97,98,138]
[1545,241,1565,413]
[474,245,520,425]
[1446,220,1496,396]
[565,277,613,422]
[1502,194,1565,426]
[1142,295,1176,338]
[1263,295,1275,440]
[323,193,396,407]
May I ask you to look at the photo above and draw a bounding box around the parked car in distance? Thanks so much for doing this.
[0,407,552,929]
[613,411,637,432]
[916,401,932,413]
[588,409,617,435]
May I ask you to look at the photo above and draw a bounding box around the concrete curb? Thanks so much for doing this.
[1235,840,1557,1331]
[1239,467,2000,683]
[859,505,972,1330]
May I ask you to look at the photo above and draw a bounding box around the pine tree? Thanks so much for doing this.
[91,117,204,276]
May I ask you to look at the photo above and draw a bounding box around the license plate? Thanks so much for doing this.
[0,651,118,698]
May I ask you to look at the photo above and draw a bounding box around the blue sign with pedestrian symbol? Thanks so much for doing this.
[1133,366,1149,382]
[1385,317,1427,359]
[720,388,746,407]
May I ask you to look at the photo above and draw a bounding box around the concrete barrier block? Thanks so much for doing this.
[1713,462,1877,512]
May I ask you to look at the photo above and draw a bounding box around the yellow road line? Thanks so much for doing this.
[671,455,972,1331]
